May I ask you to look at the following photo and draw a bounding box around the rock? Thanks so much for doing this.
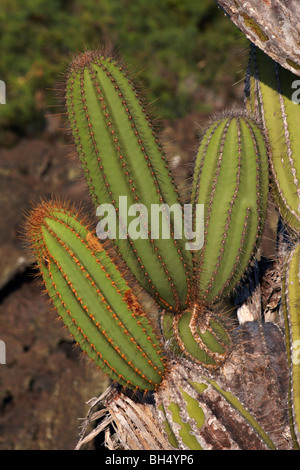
[0,274,109,450]
[0,137,88,290]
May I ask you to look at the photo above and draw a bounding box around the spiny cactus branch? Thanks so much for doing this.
[245,44,300,233]
[25,199,166,392]
[191,112,269,303]
[65,49,193,312]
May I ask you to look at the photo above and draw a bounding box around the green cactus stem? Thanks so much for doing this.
[245,43,300,233]
[25,199,165,392]
[282,242,300,447]
[64,49,193,312]
[160,304,231,369]
[191,112,269,303]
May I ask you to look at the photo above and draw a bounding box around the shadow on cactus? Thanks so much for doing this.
[23,45,300,450]
[245,44,300,233]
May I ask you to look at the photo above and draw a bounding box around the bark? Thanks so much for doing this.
[75,387,173,450]
[216,0,300,76]
[76,320,293,450]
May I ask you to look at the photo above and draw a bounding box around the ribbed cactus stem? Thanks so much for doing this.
[160,304,231,369]
[245,43,300,233]
[191,112,269,303]
[282,242,300,447]
[25,199,165,391]
[65,49,193,311]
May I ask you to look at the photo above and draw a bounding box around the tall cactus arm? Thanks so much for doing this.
[64,50,193,312]
[282,242,300,447]
[245,44,300,233]
[191,112,269,303]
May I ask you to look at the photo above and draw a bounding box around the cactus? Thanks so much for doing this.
[24,31,300,449]
[282,242,300,447]
[64,49,193,312]
[25,199,165,392]
[79,320,292,450]
[160,305,231,369]
[190,112,269,303]
[245,44,300,233]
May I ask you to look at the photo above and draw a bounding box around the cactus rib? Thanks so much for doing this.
[282,242,300,447]
[191,112,269,303]
[65,50,193,311]
[25,199,165,391]
[246,43,300,232]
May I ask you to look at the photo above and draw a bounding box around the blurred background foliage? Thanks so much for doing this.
[0,0,244,144]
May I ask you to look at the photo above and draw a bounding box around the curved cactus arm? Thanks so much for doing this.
[160,305,231,369]
[25,199,165,392]
[64,50,193,312]
[282,242,300,448]
[245,44,300,233]
[191,112,269,303]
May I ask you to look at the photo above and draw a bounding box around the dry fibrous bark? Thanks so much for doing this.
[220,322,292,450]
[76,387,173,450]
[216,0,300,76]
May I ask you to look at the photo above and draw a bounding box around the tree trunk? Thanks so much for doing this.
[216,0,300,76]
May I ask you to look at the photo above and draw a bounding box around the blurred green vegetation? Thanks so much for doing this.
[0,0,244,143]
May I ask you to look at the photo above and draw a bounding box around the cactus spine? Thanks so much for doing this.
[191,112,269,303]
[65,50,193,311]
[282,242,300,446]
[245,44,300,233]
[25,199,165,391]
